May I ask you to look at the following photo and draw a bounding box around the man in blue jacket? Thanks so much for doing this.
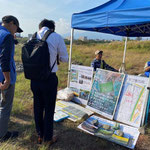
[144,61,150,77]
[91,50,118,72]
[0,15,23,141]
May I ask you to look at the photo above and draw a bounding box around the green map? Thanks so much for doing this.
[100,81,114,93]
[87,69,125,119]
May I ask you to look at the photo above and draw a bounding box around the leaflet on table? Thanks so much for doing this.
[54,110,69,122]
[62,106,87,122]
[55,100,94,122]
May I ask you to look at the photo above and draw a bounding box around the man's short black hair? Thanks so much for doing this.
[39,19,55,31]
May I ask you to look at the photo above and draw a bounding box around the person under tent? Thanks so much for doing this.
[144,61,150,77]
[91,50,118,72]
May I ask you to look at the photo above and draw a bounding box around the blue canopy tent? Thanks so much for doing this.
[68,0,150,85]
[68,0,150,125]
[72,0,150,37]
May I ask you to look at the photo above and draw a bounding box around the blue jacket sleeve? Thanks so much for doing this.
[91,59,96,71]
[103,60,118,72]
[91,60,94,67]
[0,34,14,72]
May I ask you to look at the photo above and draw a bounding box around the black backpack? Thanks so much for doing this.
[22,30,56,80]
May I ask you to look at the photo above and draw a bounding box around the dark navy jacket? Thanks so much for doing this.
[0,25,16,84]
[91,59,118,72]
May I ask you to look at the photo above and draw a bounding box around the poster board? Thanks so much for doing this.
[114,75,149,128]
[54,110,69,122]
[70,64,94,105]
[86,69,125,119]
[55,100,94,122]
[141,76,150,126]
[78,115,140,149]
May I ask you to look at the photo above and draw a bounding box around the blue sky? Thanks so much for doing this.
[0,0,123,39]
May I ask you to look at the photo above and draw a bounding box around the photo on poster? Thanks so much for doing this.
[70,87,80,96]
[79,89,90,100]
[87,69,125,119]
[70,69,78,83]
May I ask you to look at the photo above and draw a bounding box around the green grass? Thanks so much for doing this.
[57,63,68,89]
[2,40,150,150]
[14,44,22,62]
[12,73,32,115]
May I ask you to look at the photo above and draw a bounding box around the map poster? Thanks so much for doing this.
[114,75,148,128]
[70,64,94,105]
[78,115,140,149]
[86,69,125,119]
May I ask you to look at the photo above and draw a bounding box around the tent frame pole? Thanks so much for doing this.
[123,37,128,64]
[67,28,74,87]
[119,37,128,73]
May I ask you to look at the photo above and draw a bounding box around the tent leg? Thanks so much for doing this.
[67,28,74,87]
[119,37,128,73]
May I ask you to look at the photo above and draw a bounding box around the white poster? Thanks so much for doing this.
[70,64,94,105]
[78,115,140,149]
[114,75,148,128]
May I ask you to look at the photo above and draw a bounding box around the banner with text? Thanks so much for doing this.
[70,64,94,105]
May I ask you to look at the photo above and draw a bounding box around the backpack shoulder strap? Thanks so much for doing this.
[32,32,37,39]
[50,59,57,72]
[42,30,53,41]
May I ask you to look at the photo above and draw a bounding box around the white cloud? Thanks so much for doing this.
[0,0,111,39]
[55,18,70,35]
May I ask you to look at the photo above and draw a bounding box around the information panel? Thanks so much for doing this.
[114,75,148,128]
[78,115,140,149]
[70,64,94,105]
[87,69,125,119]
[55,100,94,122]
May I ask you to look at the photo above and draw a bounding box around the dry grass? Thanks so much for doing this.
[1,40,150,150]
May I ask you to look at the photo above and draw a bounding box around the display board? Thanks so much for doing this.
[78,115,140,149]
[114,75,148,128]
[87,69,125,119]
[55,100,94,122]
[70,64,94,105]
[54,110,69,122]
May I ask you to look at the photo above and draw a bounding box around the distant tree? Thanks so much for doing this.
[17,37,28,44]
[122,37,130,41]
[64,39,70,45]
[136,37,142,41]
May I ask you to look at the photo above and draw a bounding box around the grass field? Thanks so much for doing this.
[1,40,150,150]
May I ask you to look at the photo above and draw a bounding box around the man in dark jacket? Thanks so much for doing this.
[30,19,68,145]
[91,50,118,72]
